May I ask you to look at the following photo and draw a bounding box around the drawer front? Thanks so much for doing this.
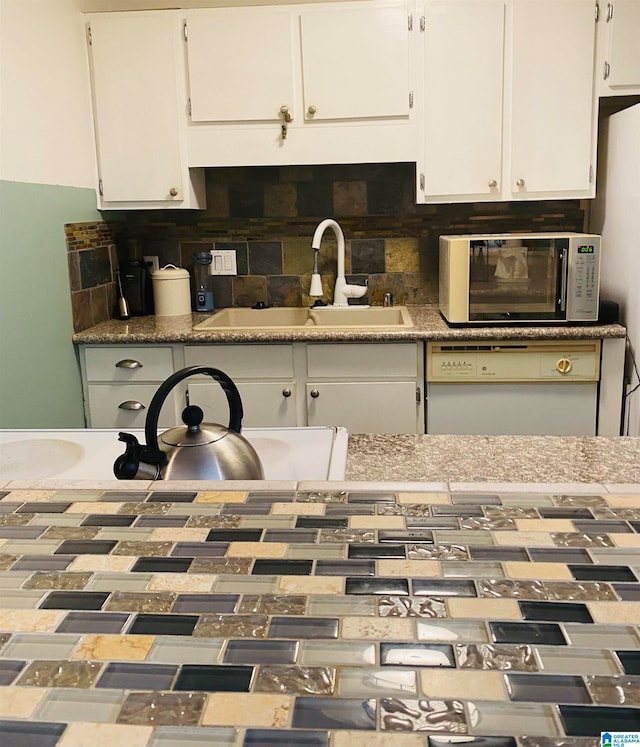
[307,343,418,378]
[184,344,294,379]
[84,346,174,382]
[86,384,177,428]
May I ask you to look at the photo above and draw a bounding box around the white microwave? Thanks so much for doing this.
[439,233,601,324]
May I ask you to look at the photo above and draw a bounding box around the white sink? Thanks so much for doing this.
[0,427,348,482]
[194,305,413,330]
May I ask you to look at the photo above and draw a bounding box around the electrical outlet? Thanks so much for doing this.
[143,255,160,273]
[210,249,237,275]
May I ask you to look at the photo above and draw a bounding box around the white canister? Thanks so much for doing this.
[152,265,192,317]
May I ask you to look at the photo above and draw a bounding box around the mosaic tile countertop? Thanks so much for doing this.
[0,482,639,747]
[72,305,626,344]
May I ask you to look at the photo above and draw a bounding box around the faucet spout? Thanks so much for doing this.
[310,219,367,307]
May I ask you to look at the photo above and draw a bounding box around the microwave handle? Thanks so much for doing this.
[558,245,568,312]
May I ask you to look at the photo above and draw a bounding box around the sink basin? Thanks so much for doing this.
[194,306,413,330]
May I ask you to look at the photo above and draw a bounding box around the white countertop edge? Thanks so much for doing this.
[448,481,609,493]
[297,480,449,492]
[602,483,640,493]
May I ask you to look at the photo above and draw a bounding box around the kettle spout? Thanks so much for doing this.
[113,432,165,480]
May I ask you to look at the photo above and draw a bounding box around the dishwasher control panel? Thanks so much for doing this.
[427,340,601,382]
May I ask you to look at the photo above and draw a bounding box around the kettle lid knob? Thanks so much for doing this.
[182,405,204,430]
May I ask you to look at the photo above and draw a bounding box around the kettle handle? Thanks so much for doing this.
[144,365,244,452]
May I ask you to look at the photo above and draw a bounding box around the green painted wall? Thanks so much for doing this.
[0,180,100,428]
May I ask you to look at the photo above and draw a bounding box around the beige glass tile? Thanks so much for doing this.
[338,668,417,697]
[341,616,414,640]
[86,572,154,592]
[30,515,84,527]
[4,633,81,660]
[148,636,225,665]
[468,701,560,736]
[588,600,640,624]
[494,532,556,547]
[505,562,573,580]
[536,646,621,675]
[195,491,247,503]
[213,576,278,594]
[300,641,376,666]
[589,548,640,565]
[0,571,33,588]
[3,539,62,555]
[227,542,287,559]
[420,669,505,700]
[202,693,292,727]
[36,688,126,723]
[436,531,495,546]
[287,544,345,560]
[307,596,375,617]
[334,733,424,747]
[0,589,46,608]
[149,726,238,746]
[398,492,450,505]
[69,556,134,572]
[170,505,223,516]
[278,576,343,595]
[58,722,152,747]
[95,528,154,541]
[241,516,294,529]
[446,598,521,620]
[378,560,440,577]
[442,561,504,578]
[0,687,48,718]
[417,620,489,643]
[562,624,640,648]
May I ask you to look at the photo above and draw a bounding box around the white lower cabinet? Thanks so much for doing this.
[80,346,179,428]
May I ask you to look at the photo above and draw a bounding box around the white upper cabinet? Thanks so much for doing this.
[87,11,204,209]
[418,0,598,203]
[299,4,410,121]
[597,0,640,94]
[421,1,505,200]
[185,1,418,167]
[508,0,597,196]
[186,7,296,123]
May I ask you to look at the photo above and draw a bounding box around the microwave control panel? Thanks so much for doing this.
[427,341,601,383]
[567,237,600,320]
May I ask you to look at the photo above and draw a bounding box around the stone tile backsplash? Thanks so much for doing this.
[65,163,587,330]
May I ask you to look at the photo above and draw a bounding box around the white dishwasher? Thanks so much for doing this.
[426,340,601,436]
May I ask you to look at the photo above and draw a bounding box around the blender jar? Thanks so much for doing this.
[192,251,214,312]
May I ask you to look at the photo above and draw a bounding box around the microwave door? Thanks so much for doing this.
[468,238,565,321]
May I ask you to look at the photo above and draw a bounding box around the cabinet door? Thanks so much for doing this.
[188,381,298,428]
[185,7,296,122]
[300,1,411,121]
[88,13,187,203]
[509,0,596,195]
[606,0,640,89]
[307,382,419,433]
[422,1,505,200]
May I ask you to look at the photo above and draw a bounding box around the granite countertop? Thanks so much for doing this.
[72,305,626,345]
[0,480,639,747]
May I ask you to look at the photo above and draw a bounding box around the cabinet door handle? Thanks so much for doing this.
[118,400,145,410]
[307,104,317,116]
[169,187,179,197]
[516,178,526,188]
[282,388,292,398]
[310,389,320,398]
[115,359,143,369]
[488,179,498,188]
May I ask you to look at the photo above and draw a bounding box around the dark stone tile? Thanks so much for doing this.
[128,613,199,636]
[490,621,567,645]
[451,493,501,505]
[229,183,263,219]
[297,181,333,218]
[56,611,130,634]
[172,594,239,614]
[0,720,66,747]
[348,544,406,559]
[224,639,298,664]
[616,651,640,675]
[350,239,385,274]
[12,555,74,571]
[79,246,111,287]
[292,697,376,730]
[131,557,193,573]
[559,704,640,735]
[39,591,109,611]
[325,504,375,516]
[248,241,282,275]
[505,673,591,703]
[413,579,477,597]
[539,507,594,519]
[573,520,633,533]
[97,662,178,690]
[528,548,592,563]
[219,504,271,516]
[406,517,460,529]
[233,275,268,307]
[631,521,640,532]
[244,729,329,747]
[211,275,234,306]
[17,502,71,514]
[569,564,637,582]
[253,560,313,575]
[381,642,455,667]
[613,583,640,601]
[0,526,45,539]
[0,660,25,686]
[135,516,188,527]
[246,492,296,503]
[518,601,593,623]
[268,276,302,307]
[207,529,263,542]
[432,505,484,516]
[81,514,136,526]
[315,560,375,576]
[269,617,339,639]
[346,577,409,596]
[264,529,318,544]
[469,547,529,562]
[54,540,116,555]
[296,517,348,529]
[347,492,396,503]
[172,542,229,557]
[99,491,149,502]
[367,177,404,215]
[147,491,197,503]
[378,530,434,544]
[173,664,254,692]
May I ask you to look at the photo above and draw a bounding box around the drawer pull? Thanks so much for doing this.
[116,359,143,369]
[310,389,320,399]
[282,388,292,398]
[118,400,145,411]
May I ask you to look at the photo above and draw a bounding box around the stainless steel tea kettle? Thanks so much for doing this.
[113,365,264,481]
